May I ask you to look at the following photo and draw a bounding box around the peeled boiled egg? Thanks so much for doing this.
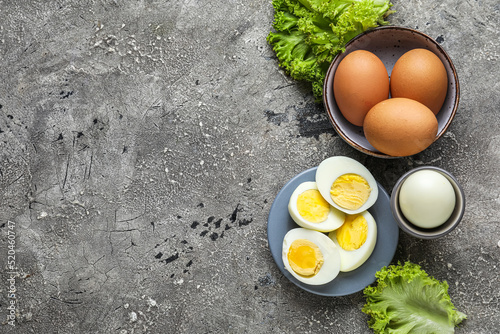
[282,228,341,285]
[316,156,378,215]
[328,211,377,272]
[399,170,456,229]
[363,98,438,157]
[288,181,346,232]
[333,50,389,126]
[390,48,448,115]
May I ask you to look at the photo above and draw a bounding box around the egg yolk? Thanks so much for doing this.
[336,214,368,251]
[330,174,371,210]
[287,239,324,277]
[296,189,331,223]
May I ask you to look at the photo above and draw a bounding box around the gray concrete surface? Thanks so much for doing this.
[0,0,499,333]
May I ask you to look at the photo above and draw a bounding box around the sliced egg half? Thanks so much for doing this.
[288,181,346,232]
[282,228,341,285]
[328,211,377,272]
[316,156,378,214]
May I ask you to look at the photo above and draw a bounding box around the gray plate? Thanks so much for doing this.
[267,167,399,296]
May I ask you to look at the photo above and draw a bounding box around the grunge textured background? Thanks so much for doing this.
[0,0,498,333]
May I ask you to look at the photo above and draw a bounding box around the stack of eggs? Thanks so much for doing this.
[282,156,379,286]
[333,48,448,156]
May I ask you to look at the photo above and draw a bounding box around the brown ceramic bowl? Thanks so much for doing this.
[323,26,460,158]
[390,166,465,239]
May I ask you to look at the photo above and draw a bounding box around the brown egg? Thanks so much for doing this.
[363,98,438,157]
[333,50,389,127]
[390,48,448,115]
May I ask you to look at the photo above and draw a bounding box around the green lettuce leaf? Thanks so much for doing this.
[267,0,394,100]
[362,262,467,334]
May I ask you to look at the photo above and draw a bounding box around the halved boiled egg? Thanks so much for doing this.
[288,181,346,232]
[316,156,378,214]
[328,211,377,272]
[282,228,341,285]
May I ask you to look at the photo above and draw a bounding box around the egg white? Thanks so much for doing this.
[282,228,341,285]
[399,170,456,229]
[328,210,377,272]
[315,156,379,214]
[288,181,346,232]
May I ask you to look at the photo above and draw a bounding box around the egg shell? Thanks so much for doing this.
[328,210,377,272]
[282,228,341,285]
[316,156,378,215]
[390,48,448,115]
[288,181,346,232]
[333,50,389,127]
[363,98,438,157]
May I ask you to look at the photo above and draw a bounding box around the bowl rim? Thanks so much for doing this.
[389,166,466,239]
[322,25,461,159]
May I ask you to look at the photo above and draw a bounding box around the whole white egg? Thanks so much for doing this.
[399,170,456,229]
[282,228,341,285]
[316,156,379,214]
[288,181,346,232]
[328,211,377,272]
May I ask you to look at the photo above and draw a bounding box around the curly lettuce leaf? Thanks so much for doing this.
[267,0,394,100]
[362,262,467,334]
